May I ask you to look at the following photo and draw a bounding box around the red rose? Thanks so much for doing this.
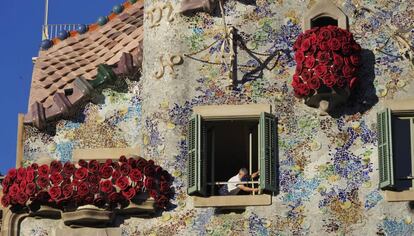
[93,196,106,207]
[26,167,35,182]
[10,183,20,196]
[336,78,345,87]
[319,41,329,51]
[350,54,360,66]
[51,172,63,185]
[35,191,51,203]
[307,77,321,90]
[156,195,169,209]
[116,176,129,190]
[136,158,147,170]
[99,165,113,179]
[314,64,328,77]
[77,182,89,196]
[88,160,100,173]
[349,77,358,89]
[50,160,63,173]
[75,167,88,180]
[63,162,75,176]
[130,169,143,182]
[62,184,74,198]
[292,74,301,87]
[155,166,163,175]
[342,65,356,78]
[293,34,303,51]
[301,38,311,51]
[304,56,316,68]
[121,187,136,200]
[17,167,27,181]
[322,73,336,88]
[318,28,332,42]
[112,170,121,180]
[342,42,351,55]
[332,53,343,67]
[144,164,155,177]
[100,180,113,193]
[25,183,37,196]
[294,51,305,63]
[36,176,50,189]
[1,194,10,207]
[16,191,29,205]
[7,168,17,179]
[2,176,11,193]
[160,181,170,193]
[38,164,49,176]
[31,163,39,170]
[129,158,138,168]
[352,43,361,53]
[119,155,128,163]
[83,195,94,205]
[316,51,330,64]
[295,63,303,74]
[160,170,171,182]
[49,186,62,200]
[19,180,27,191]
[135,181,143,192]
[294,84,310,97]
[90,184,99,194]
[78,159,88,168]
[88,174,100,185]
[328,38,341,51]
[144,177,154,190]
[111,162,120,170]
[108,192,119,203]
[105,159,113,165]
[120,163,131,176]
[149,189,158,199]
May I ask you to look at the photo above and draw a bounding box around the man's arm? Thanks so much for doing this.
[251,171,260,179]
[238,185,259,192]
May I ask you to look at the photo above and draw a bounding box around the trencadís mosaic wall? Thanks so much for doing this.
[22,0,414,235]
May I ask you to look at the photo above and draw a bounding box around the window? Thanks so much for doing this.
[303,0,348,31]
[186,104,278,207]
[377,108,414,191]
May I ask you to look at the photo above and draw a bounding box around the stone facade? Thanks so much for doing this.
[7,0,414,235]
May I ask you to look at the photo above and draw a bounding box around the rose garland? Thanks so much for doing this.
[292,25,361,98]
[1,156,172,210]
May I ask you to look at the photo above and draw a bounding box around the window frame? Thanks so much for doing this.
[187,104,277,207]
[302,0,349,31]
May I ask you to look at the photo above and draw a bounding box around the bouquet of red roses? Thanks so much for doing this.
[292,25,361,98]
[1,156,172,210]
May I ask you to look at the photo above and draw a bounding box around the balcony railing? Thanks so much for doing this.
[42,24,83,40]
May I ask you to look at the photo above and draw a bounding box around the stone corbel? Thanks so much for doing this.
[1,208,29,236]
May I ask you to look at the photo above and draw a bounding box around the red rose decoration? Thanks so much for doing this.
[144,177,155,190]
[160,181,170,193]
[17,167,27,181]
[88,174,100,184]
[77,182,89,196]
[31,163,39,170]
[115,176,130,190]
[108,192,119,203]
[120,163,131,176]
[130,169,143,182]
[93,196,106,207]
[38,164,49,176]
[1,194,10,207]
[7,168,17,179]
[121,187,136,200]
[99,164,113,179]
[36,176,50,189]
[292,26,361,98]
[88,160,100,173]
[26,167,35,182]
[119,155,128,163]
[112,170,121,180]
[49,186,62,200]
[156,195,169,209]
[50,160,63,173]
[144,165,155,177]
[62,184,74,198]
[78,159,88,168]
[16,191,29,205]
[75,167,88,180]
[25,183,37,196]
[100,180,113,193]
[51,172,63,185]
[63,162,75,176]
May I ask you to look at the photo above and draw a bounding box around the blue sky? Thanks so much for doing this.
[0,0,122,174]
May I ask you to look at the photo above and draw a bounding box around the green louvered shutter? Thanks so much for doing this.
[259,112,278,193]
[377,109,394,189]
[187,114,207,196]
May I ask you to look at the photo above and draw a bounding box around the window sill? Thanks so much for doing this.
[384,190,414,201]
[193,194,272,208]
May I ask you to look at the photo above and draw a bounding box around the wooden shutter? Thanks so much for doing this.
[259,112,278,193]
[187,114,207,196]
[377,108,394,189]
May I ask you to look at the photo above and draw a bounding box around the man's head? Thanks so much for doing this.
[238,168,248,178]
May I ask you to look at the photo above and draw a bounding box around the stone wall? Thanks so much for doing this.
[19,0,414,235]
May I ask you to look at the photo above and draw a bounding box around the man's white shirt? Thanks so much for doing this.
[227,174,241,195]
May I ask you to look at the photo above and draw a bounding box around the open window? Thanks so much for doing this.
[302,0,348,31]
[377,99,414,201]
[186,104,277,207]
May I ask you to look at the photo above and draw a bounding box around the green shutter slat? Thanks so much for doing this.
[187,115,206,196]
[89,64,117,88]
[259,112,278,193]
[377,108,394,189]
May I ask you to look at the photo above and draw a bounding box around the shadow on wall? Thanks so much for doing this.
[330,49,378,117]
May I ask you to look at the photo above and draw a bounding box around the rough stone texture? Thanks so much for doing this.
[18,0,414,235]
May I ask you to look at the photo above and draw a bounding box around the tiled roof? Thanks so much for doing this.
[29,1,143,108]
[25,0,144,129]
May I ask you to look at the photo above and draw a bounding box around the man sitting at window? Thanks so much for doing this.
[219,168,259,195]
